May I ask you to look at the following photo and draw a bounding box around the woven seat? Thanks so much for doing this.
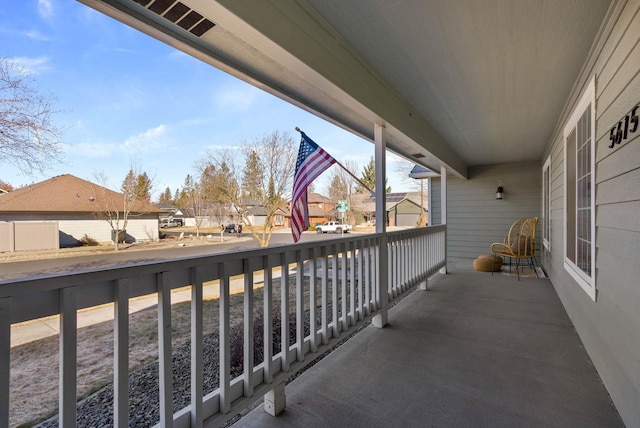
[490,217,539,280]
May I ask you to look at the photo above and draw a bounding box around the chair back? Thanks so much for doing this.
[507,217,538,257]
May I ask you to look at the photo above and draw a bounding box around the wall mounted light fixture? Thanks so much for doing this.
[496,181,504,200]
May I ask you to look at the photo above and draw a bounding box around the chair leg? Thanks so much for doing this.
[516,258,521,281]
[530,257,539,277]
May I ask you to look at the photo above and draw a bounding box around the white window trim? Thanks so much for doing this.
[563,76,596,301]
[542,155,551,251]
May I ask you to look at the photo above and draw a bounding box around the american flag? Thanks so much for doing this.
[291,132,336,242]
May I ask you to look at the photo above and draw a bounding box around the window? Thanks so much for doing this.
[542,156,551,251]
[563,77,596,301]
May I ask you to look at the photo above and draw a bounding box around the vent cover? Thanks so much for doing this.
[139,0,215,38]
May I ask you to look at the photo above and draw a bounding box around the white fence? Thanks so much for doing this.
[0,225,446,427]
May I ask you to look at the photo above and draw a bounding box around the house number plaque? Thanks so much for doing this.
[609,103,639,148]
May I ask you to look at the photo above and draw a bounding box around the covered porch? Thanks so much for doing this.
[241,259,621,427]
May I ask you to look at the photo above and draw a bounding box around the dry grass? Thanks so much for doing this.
[9,271,327,427]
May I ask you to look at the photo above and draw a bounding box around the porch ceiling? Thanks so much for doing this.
[80,0,612,178]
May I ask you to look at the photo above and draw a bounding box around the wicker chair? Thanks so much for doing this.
[491,217,539,280]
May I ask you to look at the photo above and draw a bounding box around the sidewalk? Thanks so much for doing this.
[10,264,278,347]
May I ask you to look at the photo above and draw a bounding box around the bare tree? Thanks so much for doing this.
[202,130,296,247]
[181,174,208,237]
[92,165,149,250]
[0,57,63,174]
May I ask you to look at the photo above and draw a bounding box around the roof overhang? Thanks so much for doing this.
[79,0,613,180]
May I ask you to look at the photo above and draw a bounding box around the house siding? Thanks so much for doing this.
[431,161,541,259]
[542,1,640,426]
[0,214,159,246]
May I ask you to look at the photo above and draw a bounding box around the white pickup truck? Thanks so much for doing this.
[315,221,352,234]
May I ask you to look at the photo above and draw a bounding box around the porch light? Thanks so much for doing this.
[496,182,504,200]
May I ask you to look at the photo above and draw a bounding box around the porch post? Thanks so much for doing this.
[440,165,448,274]
[372,123,388,328]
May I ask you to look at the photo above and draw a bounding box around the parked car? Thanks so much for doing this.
[315,221,352,234]
[160,219,181,228]
[224,224,243,233]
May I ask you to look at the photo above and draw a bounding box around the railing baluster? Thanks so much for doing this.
[320,246,329,345]
[331,244,339,337]
[190,267,204,428]
[113,279,129,428]
[349,241,356,324]
[244,259,255,396]
[295,250,304,362]
[309,248,317,353]
[59,286,77,428]
[219,263,231,413]
[340,243,348,330]
[263,256,273,383]
[356,240,363,319]
[280,254,290,371]
[364,239,371,315]
[0,297,9,428]
[157,272,173,428]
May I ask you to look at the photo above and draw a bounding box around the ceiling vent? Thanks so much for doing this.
[135,0,216,38]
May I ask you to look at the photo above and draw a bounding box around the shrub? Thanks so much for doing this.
[79,234,99,246]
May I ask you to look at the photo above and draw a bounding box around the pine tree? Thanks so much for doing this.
[159,187,173,203]
[357,156,390,193]
[242,149,264,201]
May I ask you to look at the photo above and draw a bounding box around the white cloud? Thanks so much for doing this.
[38,0,54,19]
[121,124,167,153]
[8,56,52,75]
[68,142,116,159]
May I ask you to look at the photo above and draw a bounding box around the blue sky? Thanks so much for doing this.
[1,0,416,198]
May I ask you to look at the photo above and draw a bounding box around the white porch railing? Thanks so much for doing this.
[0,225,446,427]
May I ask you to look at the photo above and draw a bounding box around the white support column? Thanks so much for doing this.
[373,123,388,328]
[440,165,448,274]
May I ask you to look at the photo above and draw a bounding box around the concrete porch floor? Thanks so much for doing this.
[238,258,623,428]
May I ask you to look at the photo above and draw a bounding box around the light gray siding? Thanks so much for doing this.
[431,161,541,259]
[541,2,640,426]
[0,214,159,246]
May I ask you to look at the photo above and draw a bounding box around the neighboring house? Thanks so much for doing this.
[154,202,188,224]
[245,204,287,227]
[0,174,163,247]
[285,192,335,227]
[351,192,427,226]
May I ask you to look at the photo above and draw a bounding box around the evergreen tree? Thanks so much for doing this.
[357,156,390,193]
[158,186,173,203]
[242,149,264,201]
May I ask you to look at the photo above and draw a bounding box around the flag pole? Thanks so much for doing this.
[295,127,375,194]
